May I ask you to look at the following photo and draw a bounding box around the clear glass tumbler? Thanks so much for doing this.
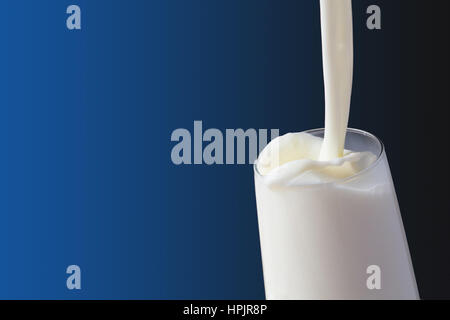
[254,128,419,300]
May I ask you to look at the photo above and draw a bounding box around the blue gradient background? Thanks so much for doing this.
[0,0,449,299]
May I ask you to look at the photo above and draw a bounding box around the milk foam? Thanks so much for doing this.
[256,132,377,186]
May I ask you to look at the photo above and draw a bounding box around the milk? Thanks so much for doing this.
[319,0,353,160]
[256,132,376,186]
[253,1,419,299]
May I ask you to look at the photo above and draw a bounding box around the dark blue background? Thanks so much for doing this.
[0,0,448,299]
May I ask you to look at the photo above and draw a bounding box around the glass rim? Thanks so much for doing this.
[253,128,385,186]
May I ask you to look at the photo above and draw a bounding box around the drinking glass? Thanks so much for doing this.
[254,128,419,300]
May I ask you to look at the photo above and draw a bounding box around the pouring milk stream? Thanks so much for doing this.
[319,0,353,161]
